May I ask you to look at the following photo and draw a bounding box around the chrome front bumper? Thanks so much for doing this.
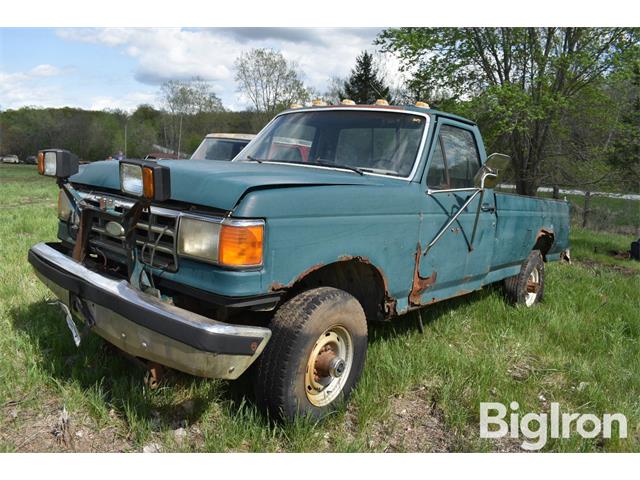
[28,242,271,379]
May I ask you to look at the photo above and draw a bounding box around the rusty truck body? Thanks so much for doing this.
[29,103,569,419]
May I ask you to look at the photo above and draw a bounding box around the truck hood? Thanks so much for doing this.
[70,159,390,211]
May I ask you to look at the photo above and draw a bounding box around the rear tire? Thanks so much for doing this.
[503,250,544,306]
[254,287,368,421]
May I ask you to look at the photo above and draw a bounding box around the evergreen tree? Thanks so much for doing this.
[341,51,391,104]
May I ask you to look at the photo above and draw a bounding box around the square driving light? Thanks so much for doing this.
[37,149,79,178]
[120,163,143,196]
[119,159,171,201]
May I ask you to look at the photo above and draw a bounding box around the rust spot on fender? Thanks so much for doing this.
[534,227,556,260]
[268,255,398,319]
[269,282,287,291]
[409,243,437,306]
[338,254,372,264]
[339,255,397,317]
[269,263,326,292]
[536,227,554,241]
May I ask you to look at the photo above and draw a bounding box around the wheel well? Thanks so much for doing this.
[533,229,555,260]
[285,259,391,322]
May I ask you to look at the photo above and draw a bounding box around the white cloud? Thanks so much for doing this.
[29,64,63,77]
[57,28,235,85]
[55,27,397,110]
[0,66,65,109]
[2,28,403,112]
[0,63,154,112]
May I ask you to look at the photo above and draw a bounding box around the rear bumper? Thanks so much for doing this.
[28,242,271,379]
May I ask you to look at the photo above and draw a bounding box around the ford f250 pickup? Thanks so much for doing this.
[28,102,570,420]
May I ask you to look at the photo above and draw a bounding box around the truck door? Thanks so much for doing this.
[414,121,496,304]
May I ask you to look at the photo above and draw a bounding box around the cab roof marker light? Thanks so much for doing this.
[415,101,430,109]
[340,99,356,105]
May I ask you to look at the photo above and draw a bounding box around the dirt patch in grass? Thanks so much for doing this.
[607,249,632,260]
[0,198,55,210]
[2,398,132,452]
[577,258,638,276]
[343,386,454,452]
[342,385,525,453]
[507,354,541,382]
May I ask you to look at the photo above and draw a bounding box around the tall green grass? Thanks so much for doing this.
[1,164,638,452]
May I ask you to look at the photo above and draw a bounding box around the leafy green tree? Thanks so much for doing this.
[0,105,258,161]
[234,48,311,127]
[609,60,640,191]
[377,28,639,195]
[341,51,390,105]
[160,78,224,156]
[0,107,122,161]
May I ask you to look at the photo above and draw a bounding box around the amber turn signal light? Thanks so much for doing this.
[142,167,154,199]
[37,152,45,175]
[218,224,264,267]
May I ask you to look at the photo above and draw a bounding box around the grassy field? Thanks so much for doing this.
[540,191,640,235]
[1,164,639,452]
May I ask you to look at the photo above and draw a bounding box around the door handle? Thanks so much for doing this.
[481,203,495,213]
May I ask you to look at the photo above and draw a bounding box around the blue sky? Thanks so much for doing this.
[0,28,390,112]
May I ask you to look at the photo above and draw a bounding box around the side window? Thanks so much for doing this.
[426,139,448,189]
[440,126,480,188]
[426,125,481,189]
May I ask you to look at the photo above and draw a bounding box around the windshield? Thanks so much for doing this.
[191,138,251,161]
[235,110,426,177]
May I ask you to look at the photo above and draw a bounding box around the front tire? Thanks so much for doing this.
[503,250,545,306]
[254,287,368,421]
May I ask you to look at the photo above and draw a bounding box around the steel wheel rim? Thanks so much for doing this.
[305,325,353,407]
[525,268,540,306]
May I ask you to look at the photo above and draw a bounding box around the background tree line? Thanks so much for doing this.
[1,29,638,196]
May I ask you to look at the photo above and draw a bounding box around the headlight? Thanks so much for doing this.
[120,163,144,196]
[177,217,264,267]
[57,190,72,221]
[178,217,222,261]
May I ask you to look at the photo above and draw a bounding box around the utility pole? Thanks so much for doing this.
[121,112,131,159]
[177,115,183,159]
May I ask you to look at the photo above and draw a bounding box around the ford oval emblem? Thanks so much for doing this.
[105,221,125,238]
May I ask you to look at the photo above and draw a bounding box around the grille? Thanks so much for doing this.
[81,194,179,271]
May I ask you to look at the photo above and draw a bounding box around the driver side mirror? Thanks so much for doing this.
[473,153,511,189]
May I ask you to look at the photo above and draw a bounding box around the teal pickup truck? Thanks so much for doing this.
[29,102,570,420]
